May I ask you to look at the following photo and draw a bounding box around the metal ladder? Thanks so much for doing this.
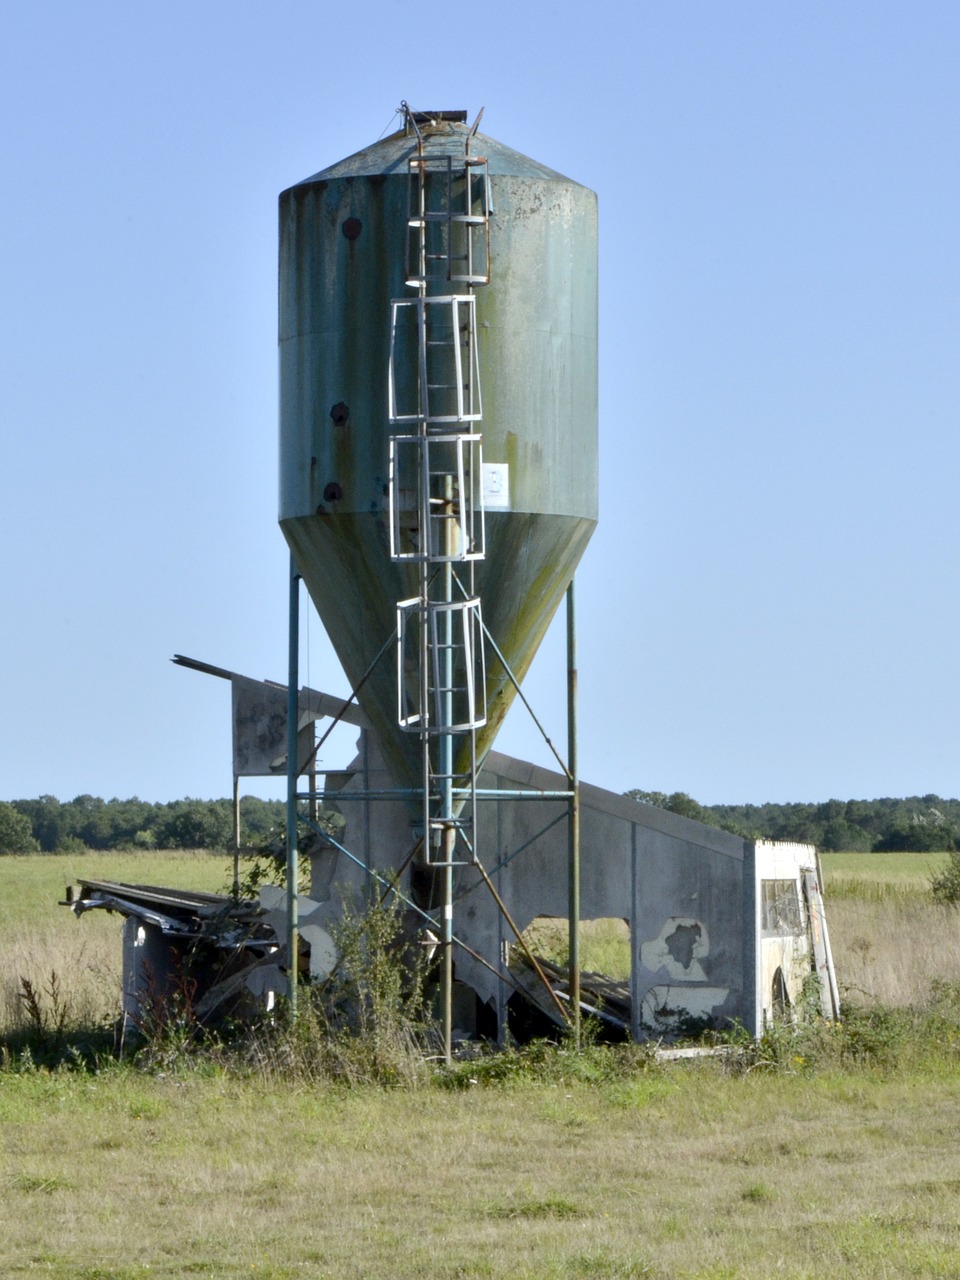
[387,114,491,873]
[405,151,491,288]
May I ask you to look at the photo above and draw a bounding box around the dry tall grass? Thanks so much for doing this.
[0,916,119,1035]
[2,850,958,1038]
[819,852,960,1007]
[0,851,225,1036]
[827,895,960,1007]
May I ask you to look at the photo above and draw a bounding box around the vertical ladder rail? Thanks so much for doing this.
[389,119,492,1061]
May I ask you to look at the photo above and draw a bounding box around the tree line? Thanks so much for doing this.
[0,794,287,854]
[2,790,960,855]
[626,790,960,852]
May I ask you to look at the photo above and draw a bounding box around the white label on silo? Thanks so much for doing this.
[482,463,510,510]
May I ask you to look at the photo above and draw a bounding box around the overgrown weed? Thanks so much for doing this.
[6,981,960,1086]
[440,1031,656,1089]
[130,958,210,1073]
[237,889,439,1087]
[722,987,960,1079]
[20,972,68,1047]
[0,969,116,1072]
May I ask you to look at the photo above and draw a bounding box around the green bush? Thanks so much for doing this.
[931,849,960,904]
[57,835,89,855]
[0,801,39,853]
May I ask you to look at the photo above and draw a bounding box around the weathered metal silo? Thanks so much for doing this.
[64,111,841,1058]
[279,109,597,793]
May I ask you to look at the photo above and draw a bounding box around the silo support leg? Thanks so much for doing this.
[285,555,300,1019]
[567,579,581,1049]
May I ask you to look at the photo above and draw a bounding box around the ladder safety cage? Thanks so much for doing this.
[406,153,491,288]
[388,295,482,425]
[396,597,487,734]
[396,596,426,731]
[427,598,486,734]
[423,815,478,868]
[388,433,485,563]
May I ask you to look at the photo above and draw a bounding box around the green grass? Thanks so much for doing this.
[0,852,230,1038]
[0,850,228,931]
[2,1055,960,1277]
[3,850,960,1276]
[821,851,948,900]
[522,915,631,979]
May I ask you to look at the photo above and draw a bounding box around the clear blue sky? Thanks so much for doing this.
[1,2,958,806]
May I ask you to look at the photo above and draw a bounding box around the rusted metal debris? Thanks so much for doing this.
[64,879,284,1031]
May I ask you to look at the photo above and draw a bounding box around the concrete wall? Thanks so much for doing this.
[458,753,751,1039]
[751,841,833,1032]
[305,731,827,1041]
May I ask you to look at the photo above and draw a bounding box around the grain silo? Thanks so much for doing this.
[278,106,598,797]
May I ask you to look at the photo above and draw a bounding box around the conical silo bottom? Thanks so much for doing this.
[281,510,596,797]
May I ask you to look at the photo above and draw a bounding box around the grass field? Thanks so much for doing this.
[0,851,228,1035]
[3,1056,960,1279]
[2,850,960,1278]
[820,852,960,1008]
[822,850,948,897]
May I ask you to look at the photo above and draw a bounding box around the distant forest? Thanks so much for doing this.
[626,791,960,852]
[0,794,286,854]
[2,791,960,855]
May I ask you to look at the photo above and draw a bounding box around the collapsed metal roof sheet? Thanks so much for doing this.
[66,878,266,938]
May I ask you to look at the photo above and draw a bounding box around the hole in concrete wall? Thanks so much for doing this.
[507,916,633,1042]
[517,916,631,980]
[771,966,791,1019]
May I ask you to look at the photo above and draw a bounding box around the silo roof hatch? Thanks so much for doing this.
[407,109,468,125]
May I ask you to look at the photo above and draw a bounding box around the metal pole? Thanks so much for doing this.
[286,555,300,1018]
[441,490,455,1066]
[231,774,241,901]
[567,578,581,1048]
